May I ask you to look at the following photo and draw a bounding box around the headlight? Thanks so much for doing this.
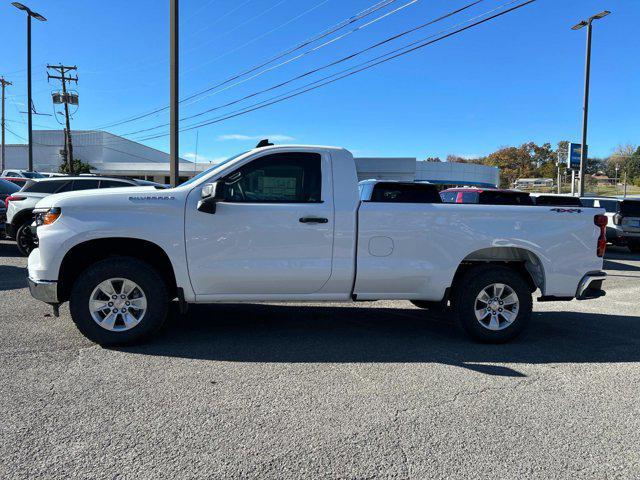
[35,207,61,226]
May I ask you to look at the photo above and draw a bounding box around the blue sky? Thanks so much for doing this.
[0,0,638,163]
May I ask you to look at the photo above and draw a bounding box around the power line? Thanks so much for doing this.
[92,0,399,130]
[122,0,483,137]
[181,0,290,57]
[179,0,333,76]
[178,0,421,109]
[136,0,536,142]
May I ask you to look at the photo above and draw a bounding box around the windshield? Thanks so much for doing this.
[0,178,20,195]
[179,151,249,187]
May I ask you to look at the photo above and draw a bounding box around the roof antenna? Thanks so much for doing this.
[255,139,273,148]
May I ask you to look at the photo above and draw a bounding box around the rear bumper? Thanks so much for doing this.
[28,277,59,304]
[576,271,607,300]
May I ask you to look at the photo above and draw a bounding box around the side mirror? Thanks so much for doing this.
[197,182,223,214]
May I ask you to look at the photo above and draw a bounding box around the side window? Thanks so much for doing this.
[461,192,477,203]
[71,179,101,191]
[100,180,131,188]
[24,180,70,194]
[224,152,321,203]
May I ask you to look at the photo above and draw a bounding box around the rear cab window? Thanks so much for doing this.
[534,196,583,206]
[369,183,441,203]
[479,191,533,205]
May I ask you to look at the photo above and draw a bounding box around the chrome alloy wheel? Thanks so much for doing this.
[89,278,147,332]
[474,283,519,331]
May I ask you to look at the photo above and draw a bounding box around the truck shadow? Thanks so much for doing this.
[117,303,640,377]
[0,265,27,291]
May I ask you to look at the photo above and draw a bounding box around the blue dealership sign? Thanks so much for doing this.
[568,143,587,169]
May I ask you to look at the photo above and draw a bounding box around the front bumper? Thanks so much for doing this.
[28,277,59,304]
[576,271,606,300]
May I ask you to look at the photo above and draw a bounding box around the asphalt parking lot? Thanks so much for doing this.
[1,240,639,479]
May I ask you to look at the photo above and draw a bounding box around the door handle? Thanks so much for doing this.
[299,217,328,224]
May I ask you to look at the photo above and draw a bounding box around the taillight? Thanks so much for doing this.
[594,214,607,257]
[5,195,26,208]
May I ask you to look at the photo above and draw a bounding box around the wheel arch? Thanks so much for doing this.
[58,237,178,303]
[11,208,34,227]
[451,246,545,295]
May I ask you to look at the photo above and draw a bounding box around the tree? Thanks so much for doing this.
[58,159,93,174]
[423,156,442,162]
[605,144,639,182]
[483,145,536,188]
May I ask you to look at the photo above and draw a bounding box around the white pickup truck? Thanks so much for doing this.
[28,144,608,345]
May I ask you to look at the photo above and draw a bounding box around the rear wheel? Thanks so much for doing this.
[69,257,169,346]
[453,265,532,343]
[15,222,35,257]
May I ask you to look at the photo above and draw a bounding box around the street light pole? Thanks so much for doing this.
[169,0,179,187]
[572,10,610,197]
[12,3,47,172]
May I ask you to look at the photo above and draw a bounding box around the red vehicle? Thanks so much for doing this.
[440,187,534,206]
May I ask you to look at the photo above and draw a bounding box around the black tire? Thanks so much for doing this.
[15,222,35,257]
[69,257,169,346]
[453,265,532,343]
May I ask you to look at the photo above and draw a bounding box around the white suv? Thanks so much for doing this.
[6,176,143,255]
[1,169,46,179]
[581,197,640,253]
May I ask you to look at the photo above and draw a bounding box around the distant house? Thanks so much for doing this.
[513,178,554,189]
[590,174,616,186]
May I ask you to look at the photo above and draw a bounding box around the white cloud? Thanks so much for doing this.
[182,152,228,164]
[216,134,294,142]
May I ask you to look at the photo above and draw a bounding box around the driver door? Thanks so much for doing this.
[185,151,335,297]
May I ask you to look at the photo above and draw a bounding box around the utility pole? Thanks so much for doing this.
[47,64,78,174]
[169,0,180,187]
[1,78,12,173]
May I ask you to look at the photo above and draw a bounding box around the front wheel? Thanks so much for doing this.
[69,257,169,346]
[15,222,35,257]
[453,265,532,343]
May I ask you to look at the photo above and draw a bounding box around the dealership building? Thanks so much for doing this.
[2,130,202,184]
[3,130,499,187]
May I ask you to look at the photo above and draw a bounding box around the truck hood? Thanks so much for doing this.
[34,186,164,210]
